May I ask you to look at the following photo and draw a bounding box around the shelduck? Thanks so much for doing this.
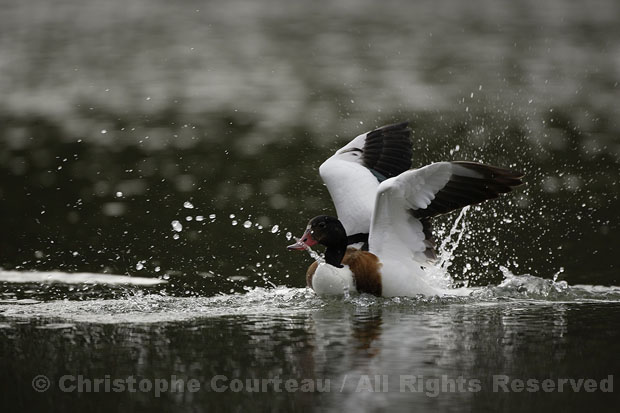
[288,122,523,297]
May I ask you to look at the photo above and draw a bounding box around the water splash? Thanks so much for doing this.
[166,201,299,290]
[425,206,470,289]
[487,266,571,299]
[171,220,183,232]
[293,237,325,264]
[437,206,470,272]
[1,274,619,326]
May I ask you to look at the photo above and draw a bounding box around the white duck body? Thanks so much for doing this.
[311,262,356,296]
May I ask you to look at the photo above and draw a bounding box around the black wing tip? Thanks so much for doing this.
[367,121,411,138]
[412,161,524,220]
[451,161,525,187]
[363,121,413,180]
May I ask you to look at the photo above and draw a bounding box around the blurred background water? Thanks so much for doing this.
[1,0,619,411]
[1,0,619,292]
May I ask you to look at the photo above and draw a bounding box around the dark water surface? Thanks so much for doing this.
[1,0,619,411]
[2,289,620,412]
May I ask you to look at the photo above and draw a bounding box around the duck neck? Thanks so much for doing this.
[325,246,346,268]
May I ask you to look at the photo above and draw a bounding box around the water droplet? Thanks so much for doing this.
[186,216,193,221]
[183,201,194,209]
[115,191,123,198]
[171,220,183,232]
[154,266,161,272]
[231,220,238,226]
[229,213,236,219]
[196,216,204,221]
[243,220,252,228]
[101,129,107,134]
[173,234,180,240]
[136,262,144,270]
[271,225,279,233]
[209,214,216,220]
[285,232,292,240]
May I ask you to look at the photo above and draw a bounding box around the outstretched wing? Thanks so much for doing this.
[369,161,523,263]
[319,122,413,237]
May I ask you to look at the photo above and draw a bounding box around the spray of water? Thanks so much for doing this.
[437,206,470,271]
[424,206,470,290]
[293,237,325,264]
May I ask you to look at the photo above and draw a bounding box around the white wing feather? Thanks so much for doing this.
[318,123,412,237]
[319,145,379,236]
[368,161,523,296]
[368,162,458,296]
[369,162,454,264]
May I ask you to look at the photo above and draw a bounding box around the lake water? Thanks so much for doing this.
[1,0,619,411]
[2,283,620,411]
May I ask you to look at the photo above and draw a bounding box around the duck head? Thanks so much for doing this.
[287,215,347,250]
